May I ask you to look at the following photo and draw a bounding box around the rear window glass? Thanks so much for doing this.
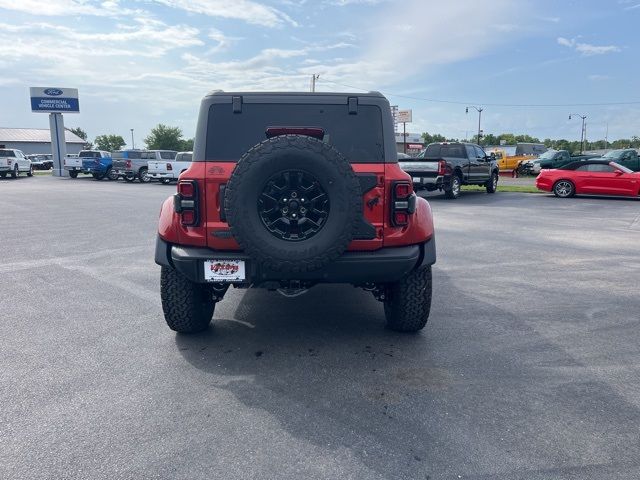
[160,151,177,159]
[79,151,100,158]
[424,144,467,158]
[177,153,192,162]
[0,149,16,157]
[205,103,384,163]
[113,151,142,159]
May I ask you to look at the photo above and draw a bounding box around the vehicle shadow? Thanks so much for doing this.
[175,280,445,476]
[536,193,640,201]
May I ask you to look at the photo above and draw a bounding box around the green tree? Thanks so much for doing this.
[69,127,92,148]
[94,134,125,152]
[145,124,184,151]
[421,132,447,144]
[180,138,194,151]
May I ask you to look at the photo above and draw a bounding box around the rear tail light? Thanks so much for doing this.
[174,180,199,226]
[438,160,446,176]
[391,181,416,227]
[125,160,132,168]
[394,182,411,199]
[166,163,173,171]
[394,212,409,225]
[178,180,195,197]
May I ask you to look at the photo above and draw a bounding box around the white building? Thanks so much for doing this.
[0,128,86,155]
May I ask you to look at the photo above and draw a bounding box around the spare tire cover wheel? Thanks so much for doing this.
[224,135,362,273]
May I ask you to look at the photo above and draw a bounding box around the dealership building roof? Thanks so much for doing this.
[0,127,85,144]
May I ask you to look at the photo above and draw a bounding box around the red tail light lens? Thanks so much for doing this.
[166,163,173,171]
[438,160,446,176]
[178,180,195,198]
[180,210,195,225]
[394,182,411,199]
[394,212,408,226]
[125,160,132,168]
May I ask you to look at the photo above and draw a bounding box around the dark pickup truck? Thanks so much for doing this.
[600,149,640,171]
[399,142,499,199]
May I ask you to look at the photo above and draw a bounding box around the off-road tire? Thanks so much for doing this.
[160,266,215,333]
[11,165,18,178]
[486,172,498,193]
[444,174,461,199]
[69,170,79,179]
[384,266,432,333]
[224,134,362,273]
[27,166,33,177]
[138,168,150,183]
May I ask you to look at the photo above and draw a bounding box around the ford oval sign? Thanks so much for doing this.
[44,88,63,96]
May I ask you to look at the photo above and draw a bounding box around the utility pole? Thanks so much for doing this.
[569,114,587,153]
[605,122,609,150]
[466,106,484,145]
[311,74,320,92]
[130,128,135,149]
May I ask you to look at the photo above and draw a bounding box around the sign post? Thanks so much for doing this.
[396,109,413,154]
[30,87,80,177]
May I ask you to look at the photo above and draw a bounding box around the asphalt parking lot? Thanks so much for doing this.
[1,175,639,480]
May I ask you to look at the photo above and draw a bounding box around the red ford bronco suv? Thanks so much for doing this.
[155,91,436,333]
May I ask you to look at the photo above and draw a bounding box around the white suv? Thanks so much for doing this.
[0,149,32,178]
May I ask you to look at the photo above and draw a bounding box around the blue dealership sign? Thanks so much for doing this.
[30,87,80,113]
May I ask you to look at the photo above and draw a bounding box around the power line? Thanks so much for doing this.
[318,78,640,108]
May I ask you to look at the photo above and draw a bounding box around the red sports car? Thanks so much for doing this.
[536,159,640,198]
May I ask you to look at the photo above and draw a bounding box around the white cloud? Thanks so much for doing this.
[588,74,611,81]
[306,0,528,89]
[150,0,298,27]
[557,37,621,56]
[0,0,142,17]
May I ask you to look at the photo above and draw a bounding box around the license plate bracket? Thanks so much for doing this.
[204,259,245,282]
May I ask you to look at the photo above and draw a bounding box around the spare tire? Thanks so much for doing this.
[225,134,362,273]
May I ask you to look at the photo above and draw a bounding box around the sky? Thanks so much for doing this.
[1,0,639,147]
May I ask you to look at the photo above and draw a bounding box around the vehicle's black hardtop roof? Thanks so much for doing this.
[561,159,613,169]
[205,90,385,99]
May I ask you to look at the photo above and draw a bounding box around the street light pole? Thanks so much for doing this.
[569,114,587,153]
[466,106,484,145]
[130,128,135,149]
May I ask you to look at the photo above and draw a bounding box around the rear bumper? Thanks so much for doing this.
[0,166,10,172]
[155,235,436,285]
[149,172,177,179]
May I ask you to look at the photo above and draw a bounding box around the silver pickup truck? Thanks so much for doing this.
[112,150,177,183]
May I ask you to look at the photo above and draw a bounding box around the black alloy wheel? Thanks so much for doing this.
[258,170,330,242]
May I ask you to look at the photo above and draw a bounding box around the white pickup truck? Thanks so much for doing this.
[0,148,32,178]
[64,154,83,177]
[148,151,192,183]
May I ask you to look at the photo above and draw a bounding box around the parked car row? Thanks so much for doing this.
[64,149,192,183]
